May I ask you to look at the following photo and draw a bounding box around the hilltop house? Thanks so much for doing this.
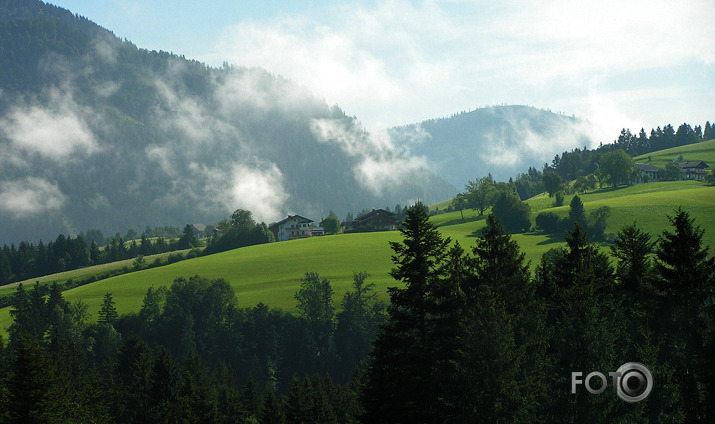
[269,215,325,241]
[678,161,709,180]
[192,223,207,238]
[342,209,398,233]
[634,163,661,182]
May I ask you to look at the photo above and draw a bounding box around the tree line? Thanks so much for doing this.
[0,209,278,287]
[1,202,712,422]
[446,120,714,213]
[0,266,386,423]
[360,202,714,422]
[0,229,191,287]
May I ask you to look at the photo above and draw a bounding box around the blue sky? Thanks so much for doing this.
[51,0,715,140]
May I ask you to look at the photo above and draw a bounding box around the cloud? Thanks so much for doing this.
[213,0,714,132]
[142,66,301,223]
[311,118,429,195]
[228,163,287,223]
[0,177,66,218]
[0,88,99,161]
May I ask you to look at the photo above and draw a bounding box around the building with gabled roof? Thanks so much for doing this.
[342,209,398,233]
[678,161,709,180]
[634,163,661,182]
[269,215,324,241]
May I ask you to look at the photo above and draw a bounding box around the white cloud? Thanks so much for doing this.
[213,0,715,132]
[228,163,287,223]
[0,89,99,161]
[311,118,430,195]
[0,177,66,218]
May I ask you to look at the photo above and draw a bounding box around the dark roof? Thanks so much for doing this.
[678,161,709,169]
[355,209,396,223]
[635,163,661,172]
[269,215,313,229]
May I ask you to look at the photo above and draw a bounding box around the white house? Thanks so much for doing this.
[268,215,324,241]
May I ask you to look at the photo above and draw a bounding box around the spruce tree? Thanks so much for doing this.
[5,335,54,424]
[97,292,119,326]
[360,201,458,424]
[611,223,655,294]
[457,214,547,422]
[655,208,715,421]
[259,387,285,424]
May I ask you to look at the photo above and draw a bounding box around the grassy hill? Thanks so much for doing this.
[634,138,715,168]
[1,180,713,338]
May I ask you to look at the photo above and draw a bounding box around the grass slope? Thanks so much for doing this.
[634,138,715,168]
[0,249,192,299]
[1,181,713,338]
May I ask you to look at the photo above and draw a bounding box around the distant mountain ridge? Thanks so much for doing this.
[0,0,455,243]
[389,105,595,188]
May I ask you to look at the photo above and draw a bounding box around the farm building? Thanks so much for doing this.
[634,163,661,182]
[678,161,709,180]
[342,209,398,233]
[269,215,325,241]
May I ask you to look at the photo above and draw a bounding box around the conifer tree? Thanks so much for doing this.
[98,292,119,326]
[360,201,458,423]
[456,214,546,422]
[5,335,54,424]
[259,387,286,424]
[655,208,715,422]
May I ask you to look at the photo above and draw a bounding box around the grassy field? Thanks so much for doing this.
[634,138,715,168]
[1,180,713,339]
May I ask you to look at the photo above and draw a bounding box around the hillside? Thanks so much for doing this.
[634,137,715,168]
[0,0,454,244]
[2,178,712,337]
[389,105,595,188]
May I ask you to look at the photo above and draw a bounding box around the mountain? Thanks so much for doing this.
[0,0,455,244]
[389,105,595,189]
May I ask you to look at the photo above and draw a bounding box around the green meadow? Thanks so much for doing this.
[1,180,713,338]
[634,138,715,168]
[0,249,192,299]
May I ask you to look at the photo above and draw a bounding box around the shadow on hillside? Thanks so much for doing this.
[535,232,567,245]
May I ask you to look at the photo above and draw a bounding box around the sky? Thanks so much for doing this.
[50,0,715,140]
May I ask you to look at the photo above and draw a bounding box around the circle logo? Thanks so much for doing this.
[615,362,653,403]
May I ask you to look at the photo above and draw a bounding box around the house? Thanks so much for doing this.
[342,209,398,233]
[269,215,325,241]
[192,223,207,238]
[634,163,661,182]
[678,161,709,180]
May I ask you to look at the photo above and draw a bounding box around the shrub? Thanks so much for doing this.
[535,212,561,233]
[492,193,531,233]
[553,191,564,207]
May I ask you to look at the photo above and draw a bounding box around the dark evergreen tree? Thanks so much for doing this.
[654,208,715,422]
[611,223,655,293]
[5,335,55,424]
[568,194,587,229]
[360,201,458,423]
[177,224,200,250]
[535,225,627,422]
[98,292,119,326]
[454,214,547,422]
[334,271,385,381]
[259,387,286,424]
[147,346,185,423]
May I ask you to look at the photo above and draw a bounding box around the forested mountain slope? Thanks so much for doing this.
[0,0,455,243]
[389,105,594,187]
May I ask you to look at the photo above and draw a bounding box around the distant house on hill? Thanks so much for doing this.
[678,161,709,180]
[634,163,661,182]
[192,223,207,238]
[342,209,398,233]
[269,215,325,241]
